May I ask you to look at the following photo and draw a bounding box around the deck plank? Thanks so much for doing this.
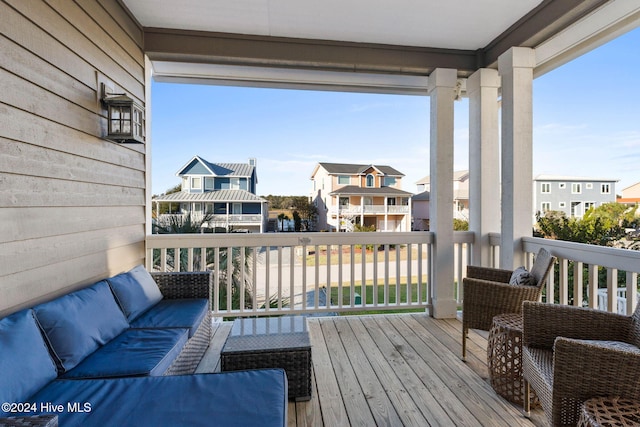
[319,318,378,426]
[332,317,407,426]
[196,314,546,426]
[195,321,231,373]
[306,318,350,427]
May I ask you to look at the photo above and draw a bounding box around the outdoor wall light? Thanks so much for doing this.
[101,83,145,143]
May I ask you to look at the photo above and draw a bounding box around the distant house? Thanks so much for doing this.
[618,181,640,206]
[310,162,412,232]
[533,175,618,218]
[153,156,268,233]
[413,171,469,230]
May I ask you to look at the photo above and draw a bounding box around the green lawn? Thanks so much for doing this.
[328,278,429,315]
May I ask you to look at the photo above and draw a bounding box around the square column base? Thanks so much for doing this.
[431,298,458,319]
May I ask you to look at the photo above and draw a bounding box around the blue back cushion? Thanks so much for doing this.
[33,281,129,373]
[0,309,58,413]
[108,265,163,322]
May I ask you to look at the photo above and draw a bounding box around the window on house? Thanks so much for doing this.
[570,201,582,217]
[571,183,582,194]
[339,197,349,207]
[601,183,611,194]
[559,183,566,189]
[366,174,374,187]
[204,177,214,190]
[383,177,396,187]
[387,197,396,205]
[230,178,240,190]
[584,202,596,213]
[205,203,213,214]
[338,175,350,185]
[559,202,566,208]
[182,177,188,190]
[541,183,551,193]
[191,177,201,190]
[541,202,551,212]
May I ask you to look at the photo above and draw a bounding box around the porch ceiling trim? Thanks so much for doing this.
[143,0,609,88]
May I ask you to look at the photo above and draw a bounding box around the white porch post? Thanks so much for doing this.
[468,68,501,267]
[498,47,535,268]
[384,197,388,231]
[428,68,458,319]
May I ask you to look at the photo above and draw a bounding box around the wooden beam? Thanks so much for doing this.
[144,28,478,77]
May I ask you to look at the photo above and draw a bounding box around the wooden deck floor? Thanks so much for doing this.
[197,313,547,427]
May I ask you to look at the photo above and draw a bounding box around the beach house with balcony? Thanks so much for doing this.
[153,156,267,233]
[3,2,640,424]
[533,175,618,219]
[311,162,412,232]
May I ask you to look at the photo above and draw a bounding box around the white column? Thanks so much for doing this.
[498,47,535,269]
[468,68,501,267]
[428,68,458,319]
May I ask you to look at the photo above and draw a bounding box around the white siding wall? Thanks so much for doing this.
[0,0,147,315]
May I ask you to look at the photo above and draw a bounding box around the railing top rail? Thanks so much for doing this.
[147,231,438,248]
[523,236,640,272]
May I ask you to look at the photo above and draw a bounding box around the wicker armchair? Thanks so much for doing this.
[461,248,555,360]
[522,301,640,427]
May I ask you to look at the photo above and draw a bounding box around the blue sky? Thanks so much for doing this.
[151,27,640,197]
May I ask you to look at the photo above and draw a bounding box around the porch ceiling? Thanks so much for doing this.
[123,0,640,92]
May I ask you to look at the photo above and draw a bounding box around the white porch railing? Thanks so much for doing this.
[331,205,410,215]
[146,231,640,318]
[146,231,474,318]
[490,234,640,314]
[156,213,263,224]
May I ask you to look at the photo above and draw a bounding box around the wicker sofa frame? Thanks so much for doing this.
[461,248,555,360]
[150,271,213,375]
[522,301,640,427]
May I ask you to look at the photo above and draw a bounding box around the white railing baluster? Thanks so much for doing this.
[627,272,638,314]
[373,244,379,307]
[559,258,569,305]
[361,244,366,308]
[588,265,599,309]
[607,268,618,313]
[573,261,583,307]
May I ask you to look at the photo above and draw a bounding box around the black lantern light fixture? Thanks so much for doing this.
[101,83,145,143]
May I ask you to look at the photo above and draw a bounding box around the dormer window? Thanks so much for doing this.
[191,177,201,190]
[366,174,374,187]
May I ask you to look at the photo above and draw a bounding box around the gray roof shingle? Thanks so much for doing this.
[153,190,265,202]
[319,162,404,176]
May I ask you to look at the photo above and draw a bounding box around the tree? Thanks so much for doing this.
[453,219,469,231]
[277,213,289,232]
[535,204,640,305]
[292,211,302,232]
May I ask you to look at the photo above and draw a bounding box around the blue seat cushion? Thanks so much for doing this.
[108,265,164,322]
[61,328,189,379]
[33,280,129,373]
[130,299,208,337]
[0,309,58,414]
[27,370,288,427]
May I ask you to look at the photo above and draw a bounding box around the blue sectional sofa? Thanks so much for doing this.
[0,266,288,427]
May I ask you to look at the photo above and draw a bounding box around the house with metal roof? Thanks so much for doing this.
[310,162,413,232]
[153,156,268,232]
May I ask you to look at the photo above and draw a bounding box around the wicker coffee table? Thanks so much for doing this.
[487,313,539,407]
[221,316,312,401]
[578,396,640,427]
